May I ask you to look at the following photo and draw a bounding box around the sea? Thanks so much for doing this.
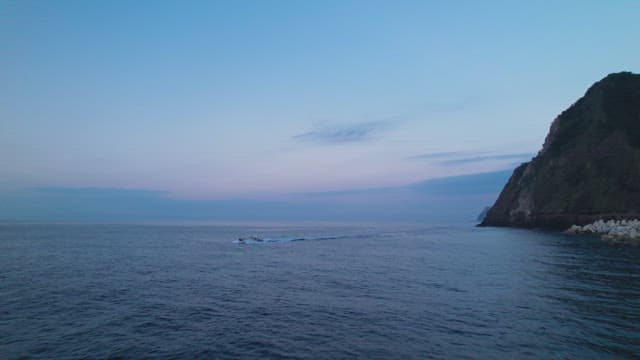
[1,222,639,359]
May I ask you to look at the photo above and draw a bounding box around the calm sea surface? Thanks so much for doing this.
[1,223,639,359]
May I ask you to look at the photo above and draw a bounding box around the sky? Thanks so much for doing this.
[1,1,639,221]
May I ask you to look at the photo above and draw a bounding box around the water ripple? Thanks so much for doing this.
[1,223,639,359]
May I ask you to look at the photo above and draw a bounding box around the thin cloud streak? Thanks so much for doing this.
[293,121,391,144]
[439,153,534,165]
[408,150,534,165]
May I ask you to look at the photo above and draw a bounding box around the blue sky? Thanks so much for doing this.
[1,1,639,221]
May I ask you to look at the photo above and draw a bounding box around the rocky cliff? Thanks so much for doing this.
[480,72,640,230]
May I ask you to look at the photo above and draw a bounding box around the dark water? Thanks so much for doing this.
[1,223,639,359]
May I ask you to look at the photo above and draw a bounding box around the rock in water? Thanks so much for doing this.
[480,72,640,230]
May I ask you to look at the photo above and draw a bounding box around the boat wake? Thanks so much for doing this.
[233,235,341,244]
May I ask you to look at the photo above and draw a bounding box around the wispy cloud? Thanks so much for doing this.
[408,150,534,166]
[409,169,513,195]
[294,169,514,199]
[293,121,391,144]
[440,153,534,165]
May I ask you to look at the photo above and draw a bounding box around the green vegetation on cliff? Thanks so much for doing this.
[481,72,640,229]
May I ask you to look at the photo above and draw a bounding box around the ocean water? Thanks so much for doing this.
[1,223,639,359]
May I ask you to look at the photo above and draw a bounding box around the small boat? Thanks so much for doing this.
[238,236,264,243]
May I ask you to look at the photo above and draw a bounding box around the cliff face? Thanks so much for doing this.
[480,72,640,230]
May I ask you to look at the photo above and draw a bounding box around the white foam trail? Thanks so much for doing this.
[234,235,342,244]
